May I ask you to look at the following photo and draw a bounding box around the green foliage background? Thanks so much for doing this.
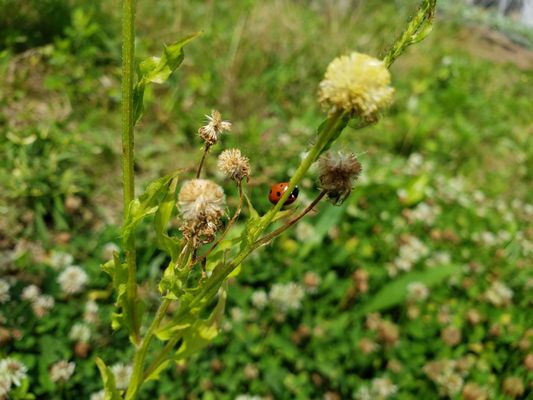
[0,0,531,399]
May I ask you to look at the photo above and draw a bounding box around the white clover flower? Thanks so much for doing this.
[49,360,75,383]
[57,265,88,295]
[102,242,119,261]
[235,395,263,400]
[393,235,429,272]
[407,282,429,302]
[21,284,41,302]
[371,377,398,399]
[84,300,99,324]
[354,386,372,400]
[250,290,268,309]
[269,282,305,313]
[484,281,513,307]
[410,202,440,225]
[230,307,244,322]
[439,373,463,397]
[0,358,28,387]
[0,279,10,304]
[48,251,73,270]
[0,374,10,397]
[90,390,105,400]
[111,363,132,390]
[426,251,451,268]
[295,222,315,242]
[32,294,55,318]
[69,323,91,343]
[319,52,394,119]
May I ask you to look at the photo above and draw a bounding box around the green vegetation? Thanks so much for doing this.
[0,1,531,399]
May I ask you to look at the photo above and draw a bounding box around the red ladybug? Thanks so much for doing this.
[268,182,299,205]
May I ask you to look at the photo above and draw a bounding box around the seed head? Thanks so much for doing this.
[217,148,251,182]
[178,179,226,247]
[198,110,231,146]
[318,151,362,204]
[319,52,394,120]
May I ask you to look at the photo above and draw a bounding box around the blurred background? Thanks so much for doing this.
[0,0,531,399]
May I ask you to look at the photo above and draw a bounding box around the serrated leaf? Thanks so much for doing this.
[356,264,462,316]
[95,358,121,400]
[173,286,226,361]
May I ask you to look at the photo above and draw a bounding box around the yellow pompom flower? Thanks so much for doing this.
[318,52,394,120]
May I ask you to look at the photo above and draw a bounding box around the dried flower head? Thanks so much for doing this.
[57,265,88,295]
[178,179,226,247]
[319,52,394,119]
[198,110,231,146]
[318,151,362,204]
[217,149,251,182]
[49,360,75,383]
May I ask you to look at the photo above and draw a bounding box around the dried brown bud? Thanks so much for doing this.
[462,383,487,400]
[318,151,362,205]
[217,148,250,182]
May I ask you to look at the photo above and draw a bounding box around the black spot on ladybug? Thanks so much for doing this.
[277,192,281,196]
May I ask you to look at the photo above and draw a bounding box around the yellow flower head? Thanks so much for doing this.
[318,52,394,120]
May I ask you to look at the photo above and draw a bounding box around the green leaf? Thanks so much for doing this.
[133,32,200,124]
[122,171,179,247]
[383,0,437,67]
[95,358,122,400]
[173,286,227,361]
[154,176,180,260]
[356,264,462,316]
[401,174,429,206]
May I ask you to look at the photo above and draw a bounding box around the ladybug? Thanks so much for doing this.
[268,182,299,205]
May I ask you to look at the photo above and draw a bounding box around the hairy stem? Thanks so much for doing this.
[121,0,139,344]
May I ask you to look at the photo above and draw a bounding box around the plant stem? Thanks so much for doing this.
[125,298,171,400]
[122,0,139,343]
[252,190,327,249]
[196,145,210,178]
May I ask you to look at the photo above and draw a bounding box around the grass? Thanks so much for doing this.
[0,1,531,399]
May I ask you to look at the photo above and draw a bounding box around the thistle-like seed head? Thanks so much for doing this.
[178,179,226,247]
[318,52,394,120]
[217,148,251,182]
[318,151,362,205]
[198,110,232,147]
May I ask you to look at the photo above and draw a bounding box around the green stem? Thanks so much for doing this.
[122,0,139,343]
[125,298,171,400]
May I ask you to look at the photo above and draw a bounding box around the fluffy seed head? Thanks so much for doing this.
[318,151,362,204]
[319,52,394,120]
[217,149,251,182]
[178,179,226,247]
[198,110,231,146]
